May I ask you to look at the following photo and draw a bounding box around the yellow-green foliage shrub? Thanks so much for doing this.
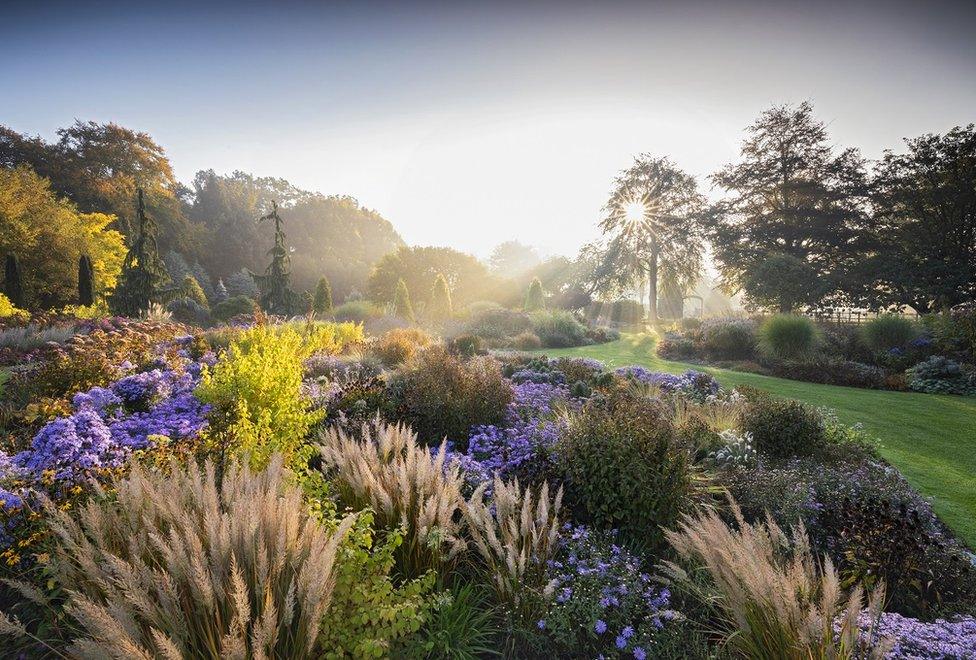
[369,327,434,367]
[0,293,29,323]
[321,512,435,659]
[197,322,361,469]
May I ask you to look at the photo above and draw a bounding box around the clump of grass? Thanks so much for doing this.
[758,314,819,359]
[661,498,889,660]
[318,420,467,578]
[462,476,563,624]
[3,456,354,658]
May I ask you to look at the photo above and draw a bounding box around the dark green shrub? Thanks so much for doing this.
[768,358,887,389]
[556,391,692,550]
[167,297,210,325]
[530,310,587,348]
[738,395,826,458]
[758,314,818,359]
[906,355,976,395]
[860,314,920,352]
[313,276,333,316]
[656,332,697,360]
[702,319,756,359]
[405,583,499,659]
[447,333,485,358]
[389,347,511,449]
[212,295,259,321]
[524,277,545,311]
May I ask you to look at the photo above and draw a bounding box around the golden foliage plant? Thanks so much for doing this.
[317,421,466,578]
[462,477,563,623]
[661,498,890,660]
[4,456,355,659]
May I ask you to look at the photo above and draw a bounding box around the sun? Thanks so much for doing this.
[622,199,646,225]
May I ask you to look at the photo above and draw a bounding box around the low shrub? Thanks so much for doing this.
[702,318,756,360]
[0,293,30,323]
[861,314,920,352]
[758,314,819,359]
[738,395,826,458]
[463,307,531,340]
[530,310,588,348]
[767,357,887,389]
[447,333,485,357]
[167,297,211,325]
[370,327,433,366]
[211,295,258,321]
[906,355,976,395]
[389,347,512,448]
[662,499,887,660]
[556,391,692,551]
[512,331,542,351]
[334,300,385,324]
[679,316,702,331]
[1,457,356,658]
[656,332,697,360]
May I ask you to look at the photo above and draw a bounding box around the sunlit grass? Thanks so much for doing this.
[534,332,976,546]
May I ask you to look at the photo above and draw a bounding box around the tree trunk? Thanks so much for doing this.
[648,240,659,324]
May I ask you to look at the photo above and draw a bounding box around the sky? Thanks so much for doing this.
[3,0,975,259]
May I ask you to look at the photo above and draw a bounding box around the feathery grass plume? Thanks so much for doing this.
[35,456,354,659]
[462,476,563,624]
[661,498,890,659]
[318,420,466,578]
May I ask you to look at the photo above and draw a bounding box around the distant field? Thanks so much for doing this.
[536,333,976,546]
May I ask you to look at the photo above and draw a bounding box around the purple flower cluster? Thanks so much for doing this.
[859,612,976,659]
[510,368,566,385]
[614,367,720,402]
[541,524,677,657]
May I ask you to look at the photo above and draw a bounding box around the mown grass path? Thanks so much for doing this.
[534,333,976,546]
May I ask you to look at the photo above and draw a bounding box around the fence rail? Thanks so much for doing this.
[804,309,919,325]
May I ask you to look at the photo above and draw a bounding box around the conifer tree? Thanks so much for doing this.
[78,254,95,306]
[214,278,229,304]
[393,278,415,321]
[3,254,25,309]
[252,201,297,315]
[182,274,209,309]
[429,272,452,319]
[313,276,333,316]
[110,189,169,316]
[525,277,545,311]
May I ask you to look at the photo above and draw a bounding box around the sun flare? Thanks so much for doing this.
[622,199,646,225]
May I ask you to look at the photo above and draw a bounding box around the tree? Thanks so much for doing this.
[367,246,493,308]
[213,279,229,304]
[488,240,540,277]
[182,274,210,309]
[0,166,125,308]
[600,155,706,322]
[252,201,299,316]
[110,189,170,316]
[78,254,95,306]
[429,272,453,319]
[707,103,869,308]
[742,253,821,313]
[3,254,24,309]
[313,276,333,316]
[393,278,415,321]
[859,125,976,312]
[524,277,545,311]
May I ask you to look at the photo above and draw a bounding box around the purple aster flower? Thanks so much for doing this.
[594,620,607,634]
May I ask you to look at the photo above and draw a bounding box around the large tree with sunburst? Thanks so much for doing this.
[599,155,706,322]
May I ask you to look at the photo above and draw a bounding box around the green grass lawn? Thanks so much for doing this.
[535,333,976,546]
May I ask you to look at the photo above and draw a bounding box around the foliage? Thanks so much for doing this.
[702,318,756,359]
[370,327,433,367]
[314,276,334,316]
[181,274,209,309]
[211,294,259,321]
[541,526,681,659]
[320,511,435,659]
[0,456,355,658]
[429,272,453,320]
[530,310,587,348]
[167,296,210,325]
[3,253,24,310]
[706,102,869,308]
[367,246,493,309]
[252,201,299,315]
[318,421,466,578]
[742,253,821,313]
[463,476,563,625]
[0,294,28,323]
[556,390,692,550]
[109,189,170,316]
[390,347,512,450]
[906,356,976,395]
[738,394,826,458]
[860,314,920,352]
[224,268,260,299]
[463,307,532,341]
[704,429,758,470]
[0,167,125,309]
[333,299,385,324]
[393,278,415,322]
[757,314,819,359]
[488,240,541,277]
[405,583,499,660]
[661,499,888,660]
[512,331,542,350]
[524,277,545,311]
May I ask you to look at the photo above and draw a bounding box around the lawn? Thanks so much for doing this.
[536,333,976,546]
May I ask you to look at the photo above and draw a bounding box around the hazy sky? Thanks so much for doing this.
[3,0,975,258]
